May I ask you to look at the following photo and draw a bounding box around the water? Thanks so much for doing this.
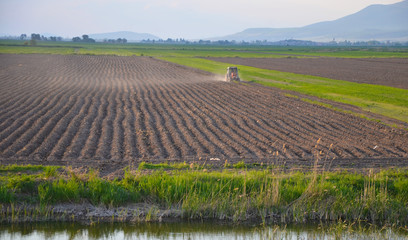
[0,221,406,240]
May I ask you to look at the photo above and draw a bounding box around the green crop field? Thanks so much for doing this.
[1,40,408,58]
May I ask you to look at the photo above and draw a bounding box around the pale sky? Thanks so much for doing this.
[0,0,403,39]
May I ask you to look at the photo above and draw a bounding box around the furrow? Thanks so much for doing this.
[155,84,194,157]
[95,83,117,160]
[0,81,78,156]
[13,90,80,158]
[80,84,112,159]
[0,75,70,135]
[110,80,125,160]
[65,90,102,159]
[48,87,98,160]
[134,81,157,158]
[174,83,248,157]
[148,83,182,159]
[158,82,219,157]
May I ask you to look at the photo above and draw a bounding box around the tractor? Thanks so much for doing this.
[225,67,240,82]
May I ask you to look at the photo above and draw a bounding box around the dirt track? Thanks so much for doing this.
[0,54,407,172]
[208,57,408,89]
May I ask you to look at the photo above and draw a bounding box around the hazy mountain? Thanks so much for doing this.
[89,31,160,41]
[212,0,408,42]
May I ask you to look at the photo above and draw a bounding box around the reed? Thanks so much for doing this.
[0,164,407,226]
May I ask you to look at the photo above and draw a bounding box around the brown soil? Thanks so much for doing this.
[1,54,407,174]
[207,57,408,89]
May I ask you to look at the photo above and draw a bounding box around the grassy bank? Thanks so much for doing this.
[1,164,407,226]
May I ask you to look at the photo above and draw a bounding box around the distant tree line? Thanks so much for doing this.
[72,35,96,43]
[103,38,128,44]
[2,34,407,47]
[17,33,64,45]
[140,38,408,46]
[26,33,63,41]
[141,38,188,44]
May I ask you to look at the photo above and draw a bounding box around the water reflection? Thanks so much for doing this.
[0,221,406,240]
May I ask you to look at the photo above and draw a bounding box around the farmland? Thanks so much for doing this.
[1,53,408,172]
[1,42,408,226]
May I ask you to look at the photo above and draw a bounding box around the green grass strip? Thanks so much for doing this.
[1,165,408,226]
[138,162,191,170]
[2,40,407,58]
[160,57,408,123]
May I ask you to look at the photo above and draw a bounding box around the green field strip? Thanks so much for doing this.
[2,40,407,58]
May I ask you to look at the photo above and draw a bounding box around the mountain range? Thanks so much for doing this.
[4,1,406,42]
[212,0,408,42]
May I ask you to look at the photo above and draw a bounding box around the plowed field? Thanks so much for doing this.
[1,54,407,171]
[208,57,408,89]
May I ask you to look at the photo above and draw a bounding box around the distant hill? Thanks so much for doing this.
[89,31,160,42]
[212,0,408,42]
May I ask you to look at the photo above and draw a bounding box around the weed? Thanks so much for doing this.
[138,161,190,170]
[0,185,14,203]
[1,164,408,226]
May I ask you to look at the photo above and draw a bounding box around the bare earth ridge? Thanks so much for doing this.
[0,54,407,173]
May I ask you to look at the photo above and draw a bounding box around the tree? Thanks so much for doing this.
[72,35,95,43]
[72,37,81,42]
[20,34,27,40]
[31,33,41,41]
[82,35,95,43]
